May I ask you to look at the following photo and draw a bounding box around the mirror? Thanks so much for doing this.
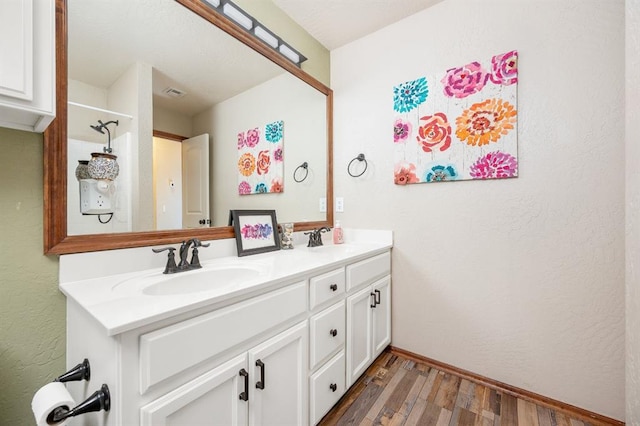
[44,0,333,254]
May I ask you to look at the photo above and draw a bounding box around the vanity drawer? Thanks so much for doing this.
[310,267,345,310]
[139,281,306,393]
[310,351,345,425]
[310,300,345,370]
[346,252,390,292]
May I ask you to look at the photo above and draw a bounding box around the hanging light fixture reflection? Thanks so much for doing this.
[88,120,120,180]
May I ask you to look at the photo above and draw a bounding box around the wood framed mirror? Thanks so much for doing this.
[44,0,333,254]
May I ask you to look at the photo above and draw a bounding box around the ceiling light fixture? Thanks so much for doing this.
[254,25,279,49]
[222,2,253,30]
[201,0,307,67]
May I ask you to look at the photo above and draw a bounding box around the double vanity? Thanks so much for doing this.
[60,230,392,425]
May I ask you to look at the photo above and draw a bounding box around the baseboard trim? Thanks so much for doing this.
[389,346,624,426]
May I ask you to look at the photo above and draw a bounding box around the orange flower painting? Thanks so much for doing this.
[238,152,256,177]
[455,98,516,147]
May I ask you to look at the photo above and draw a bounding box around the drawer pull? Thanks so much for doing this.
[330,328,338,337]
[239,369,249,401]
[330,383,337,392]
[330,284,338,292]
[370,292,377,308]
[255,359,265,390]
[374,289,381,305]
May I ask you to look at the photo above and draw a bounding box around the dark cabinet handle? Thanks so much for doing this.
[330,284,338,291]
[330,383,337,392]
[255,359,265,390]
[239,369,249,401]
[330,328,338,337]
[374,289,381,305]
[370,292,376,308]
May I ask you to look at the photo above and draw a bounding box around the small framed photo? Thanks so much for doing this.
[230,210,281,257]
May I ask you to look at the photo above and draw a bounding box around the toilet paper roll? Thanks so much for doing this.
[31,382,75,426]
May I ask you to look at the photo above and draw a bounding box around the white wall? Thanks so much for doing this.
[153,137,183,230]
[67,79,108,144]
[109,62,154,232]
[626,0,640,423]
[153,106,193,137]
[193,73,327,226]
[332,0,624,419]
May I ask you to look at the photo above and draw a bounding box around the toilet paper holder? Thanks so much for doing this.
[48,384,111,424]
[49,359,110,422]
[55,358,90,383]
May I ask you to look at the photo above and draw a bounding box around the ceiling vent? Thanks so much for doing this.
[162,87,186,98]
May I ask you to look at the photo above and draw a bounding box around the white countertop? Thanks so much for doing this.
[59,230,392,336]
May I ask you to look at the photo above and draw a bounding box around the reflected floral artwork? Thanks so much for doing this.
[237,120,284,194]
[393,51,518,185]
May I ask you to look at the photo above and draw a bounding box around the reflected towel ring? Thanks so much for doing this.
[347,153,367,177]
[294,162,309,183]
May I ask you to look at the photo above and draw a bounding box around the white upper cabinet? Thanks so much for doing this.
[0,0,55,132]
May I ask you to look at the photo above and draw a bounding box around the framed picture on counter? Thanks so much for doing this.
[230,210,280,257]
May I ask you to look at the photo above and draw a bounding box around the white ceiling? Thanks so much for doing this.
[67,0,442,117]
[273,0,443,50]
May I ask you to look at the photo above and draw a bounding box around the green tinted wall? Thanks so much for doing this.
[0,128,63,425]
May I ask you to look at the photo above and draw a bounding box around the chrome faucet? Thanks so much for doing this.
[153,238,210,274]
[305,227,330,247]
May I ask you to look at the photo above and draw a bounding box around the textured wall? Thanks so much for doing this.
[0,128,63,425]
[331,0,625,419]
[626,0,640,423]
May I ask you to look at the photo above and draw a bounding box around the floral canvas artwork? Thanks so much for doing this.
[393,50,518,185]
[237,120,284,195]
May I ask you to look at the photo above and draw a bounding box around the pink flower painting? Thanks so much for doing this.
[393,118,412,143]
[238,181,251,194]
[393,51,518,184]
[441,62,488,99]
[490,50,518,85]
[469,151,518,179]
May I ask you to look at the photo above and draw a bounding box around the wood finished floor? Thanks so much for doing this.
[318,351,617,426]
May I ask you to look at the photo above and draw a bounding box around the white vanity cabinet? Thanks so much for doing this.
[63,243,392,426]
[140,321,308,426]
[346,253,392,387]
[0,0,55,132]
[139,353,248,425]
[308,267,347,425]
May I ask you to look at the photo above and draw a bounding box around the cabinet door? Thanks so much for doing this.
[248,321,308,426]
[0,0,32,100]
[140,354,248,426]
[372,276,391,357]
[346,286,374,387]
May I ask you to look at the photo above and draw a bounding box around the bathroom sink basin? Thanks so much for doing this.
[142,266,262,296]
